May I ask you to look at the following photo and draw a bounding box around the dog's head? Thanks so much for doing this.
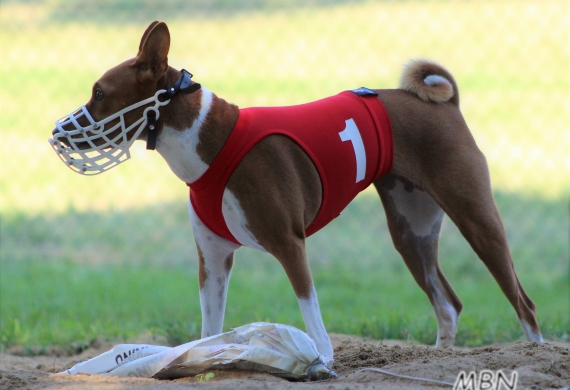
[49,21,176,175]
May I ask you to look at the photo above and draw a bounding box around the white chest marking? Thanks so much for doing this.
[222,189,266,252]
[158,87,265,252]
[156,88,213,184]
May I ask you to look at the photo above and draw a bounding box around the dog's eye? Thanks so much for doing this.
[95,90,104,101]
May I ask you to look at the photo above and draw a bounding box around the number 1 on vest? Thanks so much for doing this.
[339,119,366,183]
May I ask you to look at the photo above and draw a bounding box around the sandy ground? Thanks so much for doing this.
[1,335,568,390]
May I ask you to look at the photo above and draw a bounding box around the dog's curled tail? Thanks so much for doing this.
[399,59,459,105]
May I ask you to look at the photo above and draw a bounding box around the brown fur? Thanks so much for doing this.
[226,135,322,298]
[399,59,458,105]
[197,245,207,290]
[57,21,542,348]
[154,68,202,135]
[195,95,239,165]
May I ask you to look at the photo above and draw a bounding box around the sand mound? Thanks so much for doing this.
[1,336,568,389]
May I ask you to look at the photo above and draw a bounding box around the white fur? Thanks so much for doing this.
[390,180,443,237]
[388,181,459,347]
[297,286,334,368]
[518,318,544,342]
[188,201,239,337]
[430,282,459,348]
[222,189,266,252]
[156,88,214,184]
[158,87,265,252]
[423,74,450,87]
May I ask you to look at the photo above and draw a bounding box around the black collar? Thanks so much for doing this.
[146,69,201,150]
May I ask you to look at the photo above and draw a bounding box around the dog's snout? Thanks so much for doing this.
[52,128,60,136]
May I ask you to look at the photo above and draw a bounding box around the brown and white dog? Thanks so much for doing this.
[50,21,543,370]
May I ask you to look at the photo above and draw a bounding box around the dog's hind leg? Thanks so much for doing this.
[381,60,542,343]
[415,143,543,343]
[374,173,462,347]
[189,202,240,338]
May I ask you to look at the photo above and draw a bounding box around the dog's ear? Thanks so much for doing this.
[135,21,170,83]
[138,21,160,56]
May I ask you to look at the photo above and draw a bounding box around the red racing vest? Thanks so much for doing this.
[187,91,393,245]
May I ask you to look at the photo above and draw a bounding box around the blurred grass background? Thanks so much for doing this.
[0,0,568,351]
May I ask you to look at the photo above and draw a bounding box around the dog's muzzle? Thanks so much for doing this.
[49,69,200,175]
[49,90,169,175]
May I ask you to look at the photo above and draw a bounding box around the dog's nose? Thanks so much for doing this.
[52,128,60,136]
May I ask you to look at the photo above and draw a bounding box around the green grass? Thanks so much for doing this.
[0,0,568,351]
[1,193,568,350]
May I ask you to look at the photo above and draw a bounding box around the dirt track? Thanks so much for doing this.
[1,335,568,389]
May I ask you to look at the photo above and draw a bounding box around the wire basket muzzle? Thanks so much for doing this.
[49,90,169,175]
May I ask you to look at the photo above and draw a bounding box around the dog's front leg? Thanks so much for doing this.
[268,237,334,369]
[188,202,240,337]
[298,286,334,369]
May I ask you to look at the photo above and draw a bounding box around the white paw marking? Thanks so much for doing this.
[431,282,459,348]
[298,287,334,368]
[518,318,544,342]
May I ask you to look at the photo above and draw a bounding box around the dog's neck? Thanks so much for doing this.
[154,68,239,184]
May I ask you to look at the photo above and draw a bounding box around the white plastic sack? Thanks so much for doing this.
[59,323,336,381]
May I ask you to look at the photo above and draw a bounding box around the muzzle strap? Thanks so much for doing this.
[146,69,201,150]
[145,110,158,150]
[161,69,201,99]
